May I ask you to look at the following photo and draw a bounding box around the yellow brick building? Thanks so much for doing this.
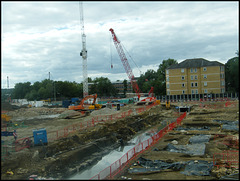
[165,58,225,95]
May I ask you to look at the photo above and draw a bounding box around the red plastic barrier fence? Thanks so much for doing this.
[90,111,187,180]
[48,103,157,142]
[15,137,31,152]
[213,150,239,169]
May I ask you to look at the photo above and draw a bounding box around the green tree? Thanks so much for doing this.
[91,77,117,97]
[12,82,32,99]
[225,54,239,92]
[155,58,178,95]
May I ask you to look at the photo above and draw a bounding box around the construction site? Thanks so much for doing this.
[1,98,239,180]
[1,2,239,180]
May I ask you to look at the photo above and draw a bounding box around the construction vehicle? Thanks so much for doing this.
[109,28,156,105]
[1,114,12,128]
[68,94,102,112]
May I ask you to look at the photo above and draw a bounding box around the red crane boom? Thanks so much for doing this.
[109,28,141,99]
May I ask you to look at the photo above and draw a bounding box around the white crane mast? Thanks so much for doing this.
[79,1,88,97]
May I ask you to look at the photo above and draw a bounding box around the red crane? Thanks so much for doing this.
[109,28,141,99]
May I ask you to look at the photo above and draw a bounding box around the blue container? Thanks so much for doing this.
[71,98,79,103]
[33,128,48,146]
[62,100,71,108]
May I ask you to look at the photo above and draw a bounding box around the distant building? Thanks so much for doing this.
[88,80,133,96]
[112,80,132,95]
[165,58,225,95]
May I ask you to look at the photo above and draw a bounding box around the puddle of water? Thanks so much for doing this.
[68,129,156,180]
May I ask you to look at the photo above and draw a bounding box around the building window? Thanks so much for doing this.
[220,73,224,79]
[221,81,225,86]
[182,90,185,94]
[220,66,224,71]
[181,76,185,80]
[195,83,198,87]
[167,91,170,95]
[191,83,194,87]
[194,68,197,73]
[195,75,197,80]
[167,84,169,88]
[195,89,198,94]
[221,88,225,93]
[191,75,194,80]
[181,69,184,73]
[166,76,169,81]
[203,67,207,71]
[182,83,185,87]
[204,89,208,93]
[190,68,193,73]
[204,82,207,86]
[203,74,207,79]
[166,70,169,75]
[191,90,194,94]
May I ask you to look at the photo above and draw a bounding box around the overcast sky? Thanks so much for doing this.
[1,1,239,89]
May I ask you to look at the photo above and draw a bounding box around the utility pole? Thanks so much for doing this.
[7,76,9,89]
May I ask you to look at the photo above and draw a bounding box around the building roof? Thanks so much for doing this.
[167,58,224,69]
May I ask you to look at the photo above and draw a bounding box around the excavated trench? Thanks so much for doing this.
[44,112,168,179]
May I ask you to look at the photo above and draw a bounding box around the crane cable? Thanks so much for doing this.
[121,43,141,75]
[109,32,113,69]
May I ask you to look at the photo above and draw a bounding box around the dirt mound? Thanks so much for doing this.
[58,110,82,119]
[90,107,117,116]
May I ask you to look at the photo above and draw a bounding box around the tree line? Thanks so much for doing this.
[9,55,239,101]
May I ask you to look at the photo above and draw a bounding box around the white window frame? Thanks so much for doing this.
[181,69,184,73]
[181,76,185,80]
[166,70,169,75]
[221,81,225,86]
[191,75,194,80]
[190,68,193,73]
[182,83,185,87]
[194,68,197,73]
[195,82,198,87]
[220,73,224,79]
[182,90,185,94]
[195,75,197,80]
[204,82,207,86]
[166,76,169,81]
[203,67,207,71]
[204,89,208,93]
[221,88,225,93]
[221,66,224,71]
[167,84,169,88]
[203,74,207,79]
[195,89,198,94]
[191,90,194,94]
[191,83,194,87]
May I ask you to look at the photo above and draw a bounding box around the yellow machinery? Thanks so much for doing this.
[1,114,11,122]
[166,100,170,109]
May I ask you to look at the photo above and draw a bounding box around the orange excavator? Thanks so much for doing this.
[68,94,102,111]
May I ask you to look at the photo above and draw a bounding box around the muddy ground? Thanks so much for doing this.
[1,101,239,180]
[116,102,239,180]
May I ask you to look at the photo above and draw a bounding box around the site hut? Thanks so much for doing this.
[165,58,225,101]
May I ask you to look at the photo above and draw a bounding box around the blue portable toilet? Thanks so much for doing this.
[62,100,71,108]
[33,128,48,146]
